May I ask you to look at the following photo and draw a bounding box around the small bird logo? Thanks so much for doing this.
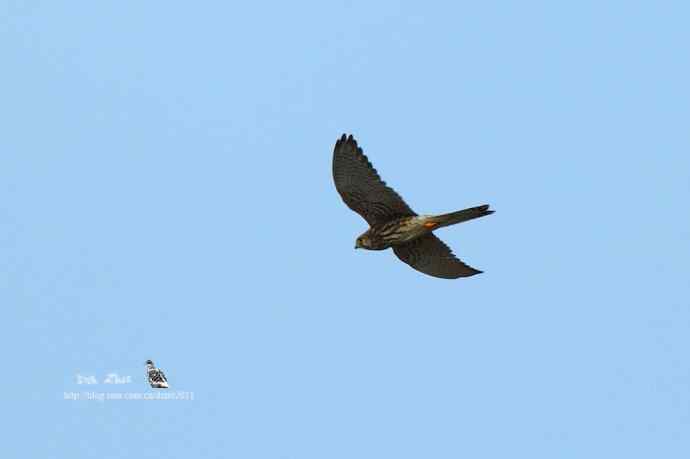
[333,134,494,279]
[145,359,169,389]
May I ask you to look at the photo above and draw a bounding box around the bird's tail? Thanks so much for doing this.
[430,205,494,230]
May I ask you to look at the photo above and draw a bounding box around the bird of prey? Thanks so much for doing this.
[332,134,493,279]
[145,360,169,389]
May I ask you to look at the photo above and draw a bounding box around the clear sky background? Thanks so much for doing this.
[3,1,689,458]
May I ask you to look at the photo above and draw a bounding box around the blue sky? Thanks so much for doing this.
[3,1,689,457]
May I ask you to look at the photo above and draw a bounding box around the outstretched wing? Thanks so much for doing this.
[333,134,416,226]
[393,234,482,279]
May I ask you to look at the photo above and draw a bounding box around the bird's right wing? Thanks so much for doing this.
[333,134,416,226]
[393,234,482,279]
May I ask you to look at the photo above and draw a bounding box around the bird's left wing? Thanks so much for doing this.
[333,134,416,226]
[393,234,482,279]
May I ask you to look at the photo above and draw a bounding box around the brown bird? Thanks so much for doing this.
[333,134,493,279]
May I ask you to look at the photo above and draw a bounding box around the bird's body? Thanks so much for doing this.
[145,360,169,389]
[333,134,493,279]
[358,215,437,250]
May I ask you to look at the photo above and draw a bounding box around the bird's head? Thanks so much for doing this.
[355,233,373,250]
[145,360,154,366]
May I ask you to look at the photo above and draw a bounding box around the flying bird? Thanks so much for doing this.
[332,134,493,279]
[145,359,169,389]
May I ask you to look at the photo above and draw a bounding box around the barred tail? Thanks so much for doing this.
[432,205,494,229]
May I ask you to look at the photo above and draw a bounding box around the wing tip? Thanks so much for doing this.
[335,133,358,152]
[446,268,482,279]
[477,204,495,216]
